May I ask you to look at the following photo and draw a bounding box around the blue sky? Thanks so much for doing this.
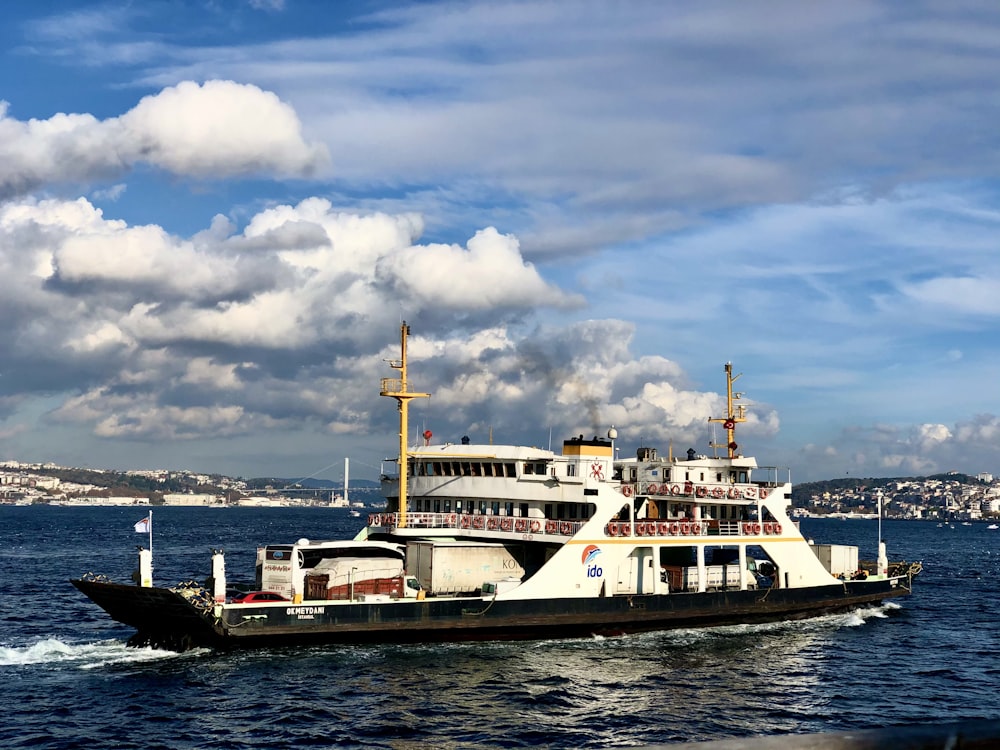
[2,1,1000,483]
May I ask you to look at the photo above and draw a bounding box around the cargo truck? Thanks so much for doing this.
[406,540,525,595]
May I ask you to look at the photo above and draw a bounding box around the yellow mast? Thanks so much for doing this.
[380,322,430,528]
[708,362,746,458]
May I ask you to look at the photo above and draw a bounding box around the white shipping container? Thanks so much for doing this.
[407,541,525,594]
[810,543,859,577]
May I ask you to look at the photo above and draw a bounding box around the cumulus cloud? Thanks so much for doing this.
[0,80,328,198]
[0,195,737,451]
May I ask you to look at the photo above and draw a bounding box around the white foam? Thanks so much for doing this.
[0,638,193,669]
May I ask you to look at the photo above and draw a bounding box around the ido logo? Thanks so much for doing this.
[581,544,603,578]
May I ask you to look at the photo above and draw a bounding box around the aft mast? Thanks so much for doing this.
[380,322,430,528]
[708,362,747,458]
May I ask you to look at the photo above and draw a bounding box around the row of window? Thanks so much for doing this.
[407,497,597,521]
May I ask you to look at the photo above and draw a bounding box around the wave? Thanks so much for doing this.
[0,638,198,669]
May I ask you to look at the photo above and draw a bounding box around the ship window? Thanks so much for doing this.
[556,504,566,519]
[491,501,500,515]
[567,463,577,477]
[451,462,461,476]
[504,502,514,516]
[478,501,486,514]
[434,499,441,513]
[444,500,452,512]
[544,503,553,519]
[505,463,516,477]
[738,471,748,483]
[519,503,528,517]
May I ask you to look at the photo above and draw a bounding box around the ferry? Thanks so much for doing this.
[72,323,920,651]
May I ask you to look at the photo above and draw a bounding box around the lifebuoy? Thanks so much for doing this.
[560,521,573,535]
[670,484,681,496]
[545,520,558,534]
[774,523,782,535]
[448,514,457,526]
[741,522,752,535]
[487,517,499,530]
[657,522,669,535]
[646,483,659,495]
[619,523,631,537]
[460,516,471,529]
[728,487,740,499]
[752,523,761,534]
[743,487,757,499]
[695,486,708,498]
[711,487,723,499]
[367,514,376,526]
[689,522,700,535]
[514,519,528,533]
[680,522,691,535]
[608,522,619,536]
[622,485,633,497]
[759,488,770,499]
[670,522,680,535]
[473,516,485,529]
[500,518,513,532]
[530,520,541,533]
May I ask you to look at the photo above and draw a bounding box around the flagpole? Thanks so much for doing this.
[148,508,153,556]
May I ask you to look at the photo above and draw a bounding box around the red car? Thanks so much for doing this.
[230,591,289,603]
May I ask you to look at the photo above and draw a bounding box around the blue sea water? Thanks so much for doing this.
[1,507,997,749]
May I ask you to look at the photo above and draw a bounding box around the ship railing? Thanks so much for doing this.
[603,519,788,538]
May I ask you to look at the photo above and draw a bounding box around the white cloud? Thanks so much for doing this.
[0,81,328,198]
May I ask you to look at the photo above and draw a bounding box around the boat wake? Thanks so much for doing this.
[0,638,198,670]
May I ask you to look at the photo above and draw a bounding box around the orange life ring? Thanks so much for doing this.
[487,517,499,530]
[646,483,659,495]
[608,522,619,536]
[560,521,573,535]
[759,488,770,499]
[774,523,783,535]
[500,518,513,532]
[711,487,724,499]
[728,487,740,499]
[529,520,541,533]
[752,523,761,534]
[472,516,485,530]
[669,522,680,535]
[695,486,708,498]
[742,522,752,535]
[460,516,471,529]
[545,520,558,534]
[448,514,457,526]
[689,522,700,535]
[679,522,691,535]
[670,484,681,496]
[514,519,528,533]
[657,522,669,535]
[622,485,633,497]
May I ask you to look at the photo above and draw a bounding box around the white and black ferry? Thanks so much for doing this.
[72,324,920,651]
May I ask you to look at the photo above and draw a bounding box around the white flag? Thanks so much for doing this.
[134,517,150,533]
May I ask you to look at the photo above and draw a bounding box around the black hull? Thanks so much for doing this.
[71,577,913,652]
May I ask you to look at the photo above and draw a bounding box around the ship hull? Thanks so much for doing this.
[71,576,911,651]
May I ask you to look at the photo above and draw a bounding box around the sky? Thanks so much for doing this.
[2,1,1000,484]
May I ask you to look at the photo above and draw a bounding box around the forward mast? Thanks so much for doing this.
[379,322,430,529]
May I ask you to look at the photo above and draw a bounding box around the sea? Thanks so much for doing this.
[1,507,996,749]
